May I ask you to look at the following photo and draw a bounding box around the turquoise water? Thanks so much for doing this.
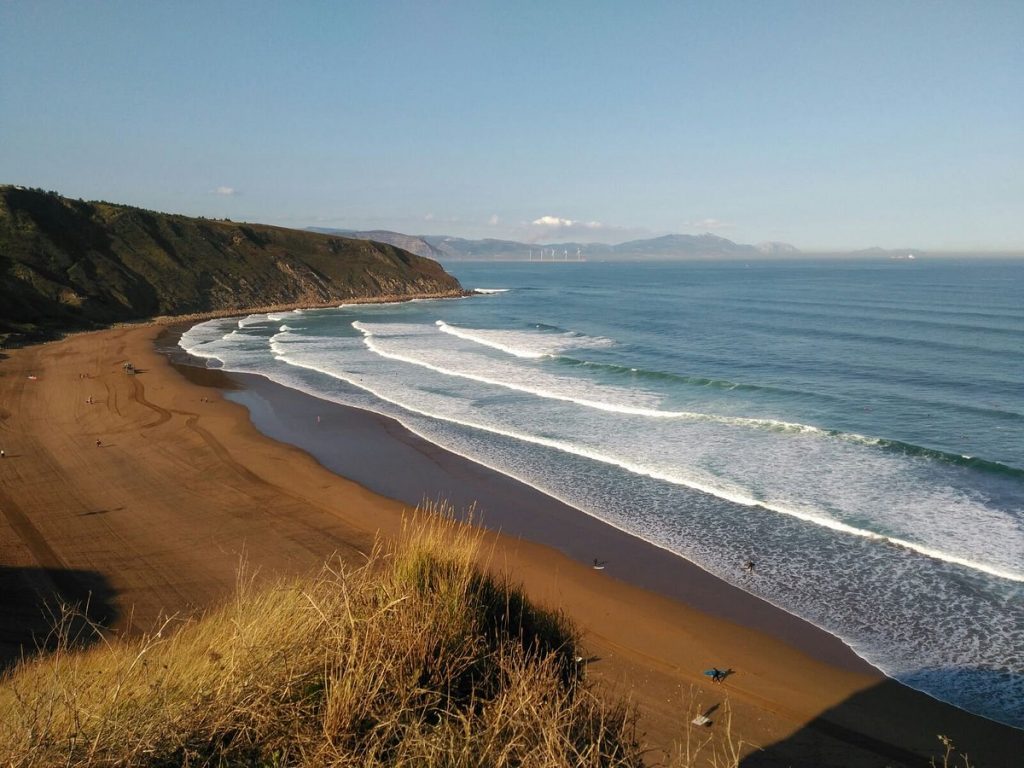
[182,259,1024,726]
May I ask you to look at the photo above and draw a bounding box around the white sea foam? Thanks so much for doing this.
[179,318,236,356]
[358,321,666,413]
[436,320,612,358]
[237,313,269,328]
[473,288,510,294]
[185,266,1024,726]
[436,320,546,358]
[256,326,1024,577]
[361,322,845,435]
[270,329,1024,584]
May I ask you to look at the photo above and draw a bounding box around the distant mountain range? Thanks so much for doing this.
[308,228,801,262]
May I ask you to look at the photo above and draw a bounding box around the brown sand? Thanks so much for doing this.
[1,325,1020,766]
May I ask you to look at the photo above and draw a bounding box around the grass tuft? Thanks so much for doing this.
[0,502,641,767]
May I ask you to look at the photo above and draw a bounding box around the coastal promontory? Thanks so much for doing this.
[0,186,464,341]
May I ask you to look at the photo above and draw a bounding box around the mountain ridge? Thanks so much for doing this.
[309,227,801,261]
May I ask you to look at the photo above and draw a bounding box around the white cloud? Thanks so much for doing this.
[533,215,573,227]
[211,186,237,196]
[531,215,603,230]
[522,215,617,243]
[688,217,732,231]
[488,214,500,226]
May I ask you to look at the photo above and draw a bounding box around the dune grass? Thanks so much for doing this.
[0,504,646,767]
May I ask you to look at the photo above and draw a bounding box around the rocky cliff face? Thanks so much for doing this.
[0,187,464,340]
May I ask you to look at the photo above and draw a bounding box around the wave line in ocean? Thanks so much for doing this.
[270,334,1024,584]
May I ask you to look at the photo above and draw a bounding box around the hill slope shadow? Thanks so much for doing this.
[0,565,118,675]
[740,675,1023,767]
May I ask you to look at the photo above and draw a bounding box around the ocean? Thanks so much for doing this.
[180,258,1024,727]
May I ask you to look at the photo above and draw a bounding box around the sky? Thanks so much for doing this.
[2,1,1022,251]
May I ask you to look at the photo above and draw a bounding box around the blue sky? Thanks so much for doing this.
[2,1,1021,250]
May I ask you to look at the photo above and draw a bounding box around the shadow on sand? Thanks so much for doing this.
[0,565,118,676]
[739,675,1023,768]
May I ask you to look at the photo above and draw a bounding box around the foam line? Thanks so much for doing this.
[358,322,673,414]
[236,313,269,328]
[360,324,1024,477]
[358,322,832,429]
[217,323,1024,478]
[270,336,1024,584]
[435,320,547,358]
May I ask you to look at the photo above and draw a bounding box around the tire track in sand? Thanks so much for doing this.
[127,372,319,509]
[128,377,172,428]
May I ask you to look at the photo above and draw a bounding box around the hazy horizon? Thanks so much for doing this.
[2,2,1021,251]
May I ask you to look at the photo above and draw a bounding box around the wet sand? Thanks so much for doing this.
[1,324,1020,766]
[218,367,875,674]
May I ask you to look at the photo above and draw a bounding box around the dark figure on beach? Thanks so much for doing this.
[743,560,755,573]
[711,668,723,683]
[1,449,5,458]
[95,439,101,447]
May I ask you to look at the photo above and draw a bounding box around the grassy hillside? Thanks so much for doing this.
[0,186,464,340]
[0,508,649,767]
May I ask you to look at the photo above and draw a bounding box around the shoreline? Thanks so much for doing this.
[161,315,880,673]
[165,320,1024,738]
[168,328,1024,735]
[1,322,1020,764]
[198,361,878,677]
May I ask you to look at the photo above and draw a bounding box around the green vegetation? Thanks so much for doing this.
[0,186,463,342]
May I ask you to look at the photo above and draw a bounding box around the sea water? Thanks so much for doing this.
[180,259,1024,727]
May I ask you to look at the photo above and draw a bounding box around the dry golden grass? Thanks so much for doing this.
[0,503,645,767]
[0,502,979,768]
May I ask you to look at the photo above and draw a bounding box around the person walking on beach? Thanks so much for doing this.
[95,439,101,447]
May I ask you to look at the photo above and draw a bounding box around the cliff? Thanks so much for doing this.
[0,186,464,341]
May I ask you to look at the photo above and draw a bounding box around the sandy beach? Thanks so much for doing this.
[1,324,1020,766]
